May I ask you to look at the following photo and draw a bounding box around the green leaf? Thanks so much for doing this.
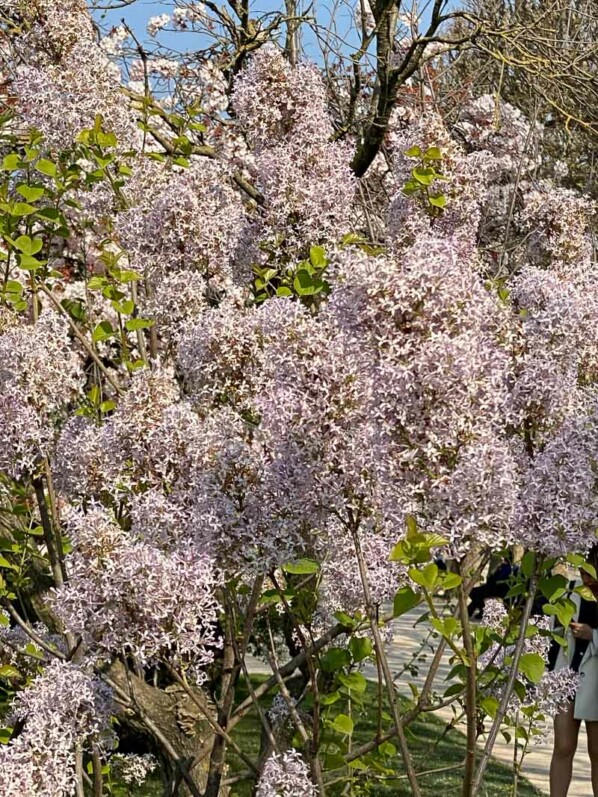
[62,299,86,321]
[35,159,57,178]
[10,202,38,217]
[112,298,135,315]
[518,652,545,684]
[320,691,341,706]
[520,551,535,578]
[2,153,21,171]
[100,400,116,413]
[276,286,293,297]
[543,598,576,629]
[340,232,366,246]
[92,321,115,342]
[412,167,436,186]
[283,559,319,575]
[424,146,442,160]
[480,696,500,718]
[0,665,20,680]
[338,672,367,694]
[581,560,597,579]
[18,253,44,271]
[429,194,447,209]
[87,276,107,291]
[320,647,351,673]
[0,555,17,570]
[393,586,421,617]
[575,585,597,602]
[404,146,422,157]
[127,358,146,372]
[422,532,449,548]
[390,538,424,565]
[125,318,154,331]
[409,563,439,592]
[94,155,114,169]
[334,611,356,630]
[0,728,12,744]
[35,207,65,225]
[116,269,142,283]
[402,180,421,196]
[441,572,462,589]
[293,269,320,296]
[332,714,354,735]
[349,636,373,662]
[16,184,45,202]
[88,385,101,406]
[405,515,418,539]
[13,235,42,256]
[431,616,461,640]
[443,683,465,698]
[323,752,345,770]
[539,574,568,602]
[379,741,397,757]
[309,245,327,268]
[258,590,282,605]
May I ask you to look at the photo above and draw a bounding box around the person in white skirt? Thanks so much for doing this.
[549,546,598,797]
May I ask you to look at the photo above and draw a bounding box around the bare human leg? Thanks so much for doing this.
[585,721,598,796]
[550,701,581,797]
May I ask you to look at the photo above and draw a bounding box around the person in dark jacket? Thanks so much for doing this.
[467,557,513,619]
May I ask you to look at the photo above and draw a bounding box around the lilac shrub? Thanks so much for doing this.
[0,2,597,795]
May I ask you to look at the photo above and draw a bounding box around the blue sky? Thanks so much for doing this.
[95,0,457,61]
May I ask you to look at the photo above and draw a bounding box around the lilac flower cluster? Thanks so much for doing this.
[516,410,598,555]
[0,660,113,797]
[477,609,573,740]
[232,45,356,260]
[0,612,63,675]
[10,0,137,149]
[456,94,540,176]
[528,667,579,719]
[52,506,221,676]
[0,309,83,477]
[481,598,508,632]
[268,693,296,727]
[111,753,157,785]
[326,237,518,556]
[54,366,190,498]
[116,159,247,308]
[518,186,596,271]
[256,750,317,797]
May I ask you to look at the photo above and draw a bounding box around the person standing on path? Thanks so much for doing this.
[549,546,598,797]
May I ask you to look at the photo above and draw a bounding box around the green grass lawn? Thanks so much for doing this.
[113,676,544,796]
[226,676,544,797]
